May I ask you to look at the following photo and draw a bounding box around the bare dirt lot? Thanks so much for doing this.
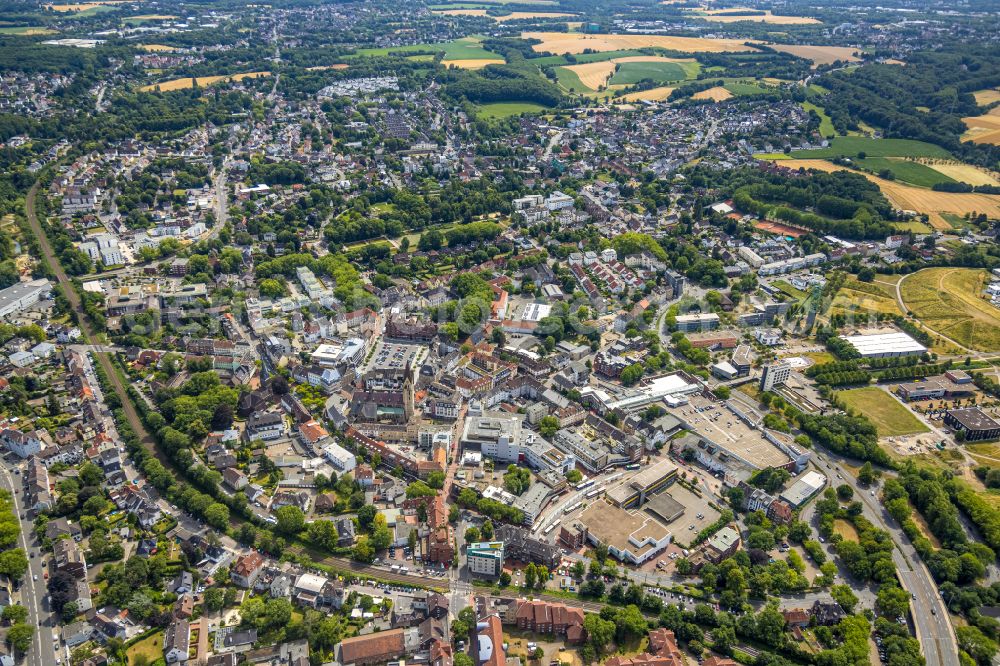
[522,31,756,54]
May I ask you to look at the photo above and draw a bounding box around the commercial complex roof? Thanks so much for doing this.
[839,331,926,356]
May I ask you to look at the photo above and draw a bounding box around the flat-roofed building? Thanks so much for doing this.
[0,278,51,319]
[578,500,671,565]
[605,459,679,509]
[779,471,827,507]
[675,313,720,333]
[462,413,524,463]
[840,331,926,359]
[467,542,504,577]
[945,407,1000,442]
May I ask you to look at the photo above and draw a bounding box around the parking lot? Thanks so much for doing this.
[369,341,424,371]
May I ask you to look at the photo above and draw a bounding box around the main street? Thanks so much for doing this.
[811,448,958,666]
[0,463,57,666]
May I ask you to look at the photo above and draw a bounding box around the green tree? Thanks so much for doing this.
[307,520,339,550]
[525,563,537,589]
[204,587,225,612]
[1,605,27,624]
[7,623,33,652]
[353,536,375,563]
[274,506,305,536]
[539,415,559,438]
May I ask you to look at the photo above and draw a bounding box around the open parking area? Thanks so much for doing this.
[368,341,425,371]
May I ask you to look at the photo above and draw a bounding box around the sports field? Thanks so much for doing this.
[139,71,270,92]
[836,387,929,438]
[769,44,860,66]
[900,268,1000,352]
[521,31,756,55]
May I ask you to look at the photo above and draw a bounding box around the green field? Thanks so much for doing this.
[609,61,689,86]
[802,101,835,137]
[353,36,501,60]
[554,66,588,92]
[723,81,772,96]
[0,25,57,34]
[836,387,929,438]
[476,101,548,119]
[892,219,934,234]
[900,268,1000,352]
[855,157,955,188]
[792,137,953,159]
[530,49,647,67]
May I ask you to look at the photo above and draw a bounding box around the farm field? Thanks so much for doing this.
[962,107,1000,146]
[791,137,953,159]
[855,157,955,188]
[476,102,548,119]
[973,88,1000,106]
[900,268,1000,352]
[126,14,177,20]
[617,86,676,101]
[442,58,504,68]
[46,0,128,9]
[689,8,820,24]
[521,31,757,54]
[354,36,502,61]
[692,86,732,101]
[773,159,1000,229]
[836,387,929,438]
[724,80,773,96]
[802,101,835,137]
[305,63,349,71]
[139,71,270,92]
[529,49,647,67]
[557,56,696,92]
[768,44,860,66]
[921,162,1000,186]
[140,44,178,52]
[432,9,575,20]
[0,26,57,34]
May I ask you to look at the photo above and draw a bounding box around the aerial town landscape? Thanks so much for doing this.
[1,1,1000,666]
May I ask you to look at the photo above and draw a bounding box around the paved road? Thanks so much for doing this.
[813,449,958,666]
[0,464,57,666]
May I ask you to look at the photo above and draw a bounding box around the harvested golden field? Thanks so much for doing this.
[618,86,676,101]
[771,158,1000,230]
[306,64,349,71]
[563,56,694,90]
[521,31,756,54]
[921,162,1000,187]
[900,268,1000,352]
[433,9,575,21]
[442,58,505,69]
[769,44,860,66]
[962,107,1000,146]
[692,86,733,101]
[695,8,820,24]
[140,71,270,92]
[973,88,1000,106]
[140,44,177,52]
[128,14,177,19]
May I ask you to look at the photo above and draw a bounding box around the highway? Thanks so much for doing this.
[0,463,57,666]
[811,449,958,666]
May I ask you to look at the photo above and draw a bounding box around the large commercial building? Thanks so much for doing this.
[467,542,504,577]
[0,278,51,320]
[461,413,524,463]
[577,500,671,565]
[675,313,720,333]
[945,407,1000,442]
[605,459,679,509]
[839,331,927,359]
